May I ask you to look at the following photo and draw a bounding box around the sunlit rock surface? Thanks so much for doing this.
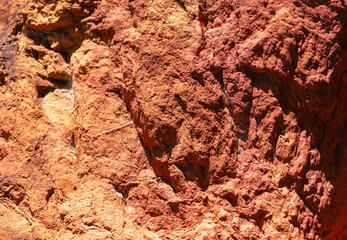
[0,0,346,239]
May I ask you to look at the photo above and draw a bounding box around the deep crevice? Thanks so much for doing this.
[45,187,54,202]
[197,5,207,55]
[174,94,187,113]
[24,31,51,49]
[113,184,128,202]
[191,70,205,86]
[174,0,187,11]
[36,78,71,98]
[0,72,6,85]
[37,87,55,98]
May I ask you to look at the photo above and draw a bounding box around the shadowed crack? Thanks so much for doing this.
[174,0,187,11]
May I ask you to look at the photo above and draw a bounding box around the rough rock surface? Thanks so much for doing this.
[0,0,346,239]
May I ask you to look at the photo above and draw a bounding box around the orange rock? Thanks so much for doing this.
[0,0,346,239]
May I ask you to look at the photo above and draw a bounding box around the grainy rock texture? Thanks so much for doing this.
[0,0,346,239]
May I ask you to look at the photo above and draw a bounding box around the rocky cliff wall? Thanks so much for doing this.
[0,0,346,239]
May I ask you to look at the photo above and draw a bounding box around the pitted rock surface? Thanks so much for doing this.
[0,0,346,239]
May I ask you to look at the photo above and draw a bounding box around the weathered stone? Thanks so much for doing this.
[0,0,346,239]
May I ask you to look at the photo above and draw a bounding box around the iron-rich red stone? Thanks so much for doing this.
[0,0,346,239]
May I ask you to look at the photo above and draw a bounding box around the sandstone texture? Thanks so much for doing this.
[0,0,346,239]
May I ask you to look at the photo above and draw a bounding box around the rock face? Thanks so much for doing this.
[0,0,346,239]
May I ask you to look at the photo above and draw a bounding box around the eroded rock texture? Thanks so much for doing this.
[0,0,346,239]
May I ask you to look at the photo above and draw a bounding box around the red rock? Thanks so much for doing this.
[0,0,346,239]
